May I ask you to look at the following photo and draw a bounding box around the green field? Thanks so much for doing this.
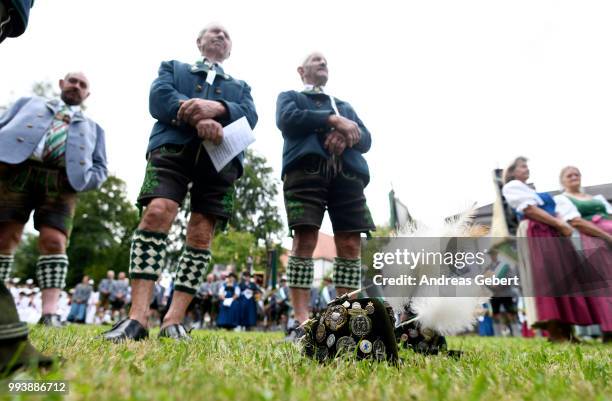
[3,326,611,401]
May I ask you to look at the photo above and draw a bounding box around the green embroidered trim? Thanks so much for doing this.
[140,161,160,195]
[222,190,235,214]
[8,168,30,192]
[286,199,305,221]
[159,145,182,155]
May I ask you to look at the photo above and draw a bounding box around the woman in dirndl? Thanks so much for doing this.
[217,273,241,330]
[502,157,598,342]
[238,270,260,330]
[554,166,612,341]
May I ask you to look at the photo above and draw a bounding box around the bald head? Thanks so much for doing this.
[59,72,90,106]
[298,52,328,86]
[301,52,325,67]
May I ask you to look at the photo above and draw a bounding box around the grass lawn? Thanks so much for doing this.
[3,325,611,401]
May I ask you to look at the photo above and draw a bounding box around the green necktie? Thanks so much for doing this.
[42,105,70,165]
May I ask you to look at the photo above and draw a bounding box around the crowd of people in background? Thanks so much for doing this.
[4,159,610,342]
[6,271,131,325]
[6,265,371,334]
[6,268,338,332]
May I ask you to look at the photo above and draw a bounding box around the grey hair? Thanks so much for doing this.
[197,23,229,40]
[197,27,208,40]
[559,165,581,188]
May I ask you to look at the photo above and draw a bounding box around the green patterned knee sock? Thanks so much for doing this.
[129,229,168,281]
[287,256,314,289]
[0,254,14,282]
[333,257,361,289]
[173,246,212,295]
[36,254,68,289]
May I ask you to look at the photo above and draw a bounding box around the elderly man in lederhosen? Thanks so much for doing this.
[102,23,257,342]
[276,52,374,336]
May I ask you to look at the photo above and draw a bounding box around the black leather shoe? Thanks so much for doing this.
[158,324,191,341]
[101,319,148,343]
[38,314,63,328]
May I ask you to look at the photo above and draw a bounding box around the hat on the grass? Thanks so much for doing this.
[395,314,448,355]
[298,296,399,363]
[394,304,462,358]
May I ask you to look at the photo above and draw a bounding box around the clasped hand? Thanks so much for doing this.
[325,115,361,155]
[328,115,360,148]
[178,99,225,145]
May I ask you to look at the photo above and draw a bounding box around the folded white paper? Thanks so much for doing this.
[203,116,255,172]
[222,298,233,307]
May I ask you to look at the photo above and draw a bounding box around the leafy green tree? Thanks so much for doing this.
[66,175,139,286]
[31,81,58,99]
[12,233,39,280]
[1,80,56,113]
[229,149,284,247]
[210,230,265,270]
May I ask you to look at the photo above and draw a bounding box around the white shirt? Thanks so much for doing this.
[203,58,222,68]
[554,193,612,221]
[501,180,544,213]
[303,84,340,115]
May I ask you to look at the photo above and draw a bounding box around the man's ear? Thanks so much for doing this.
[59,79,65,91]
[297,66,304,79]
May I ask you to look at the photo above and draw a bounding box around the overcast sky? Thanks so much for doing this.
[1,0,611,235]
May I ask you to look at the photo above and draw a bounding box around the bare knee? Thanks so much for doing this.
[186,213,215,248]
[38,227,67,254]
[292,227,319,257]
[0,222,24,253]
[139,199,178,232]
[334,232,361,258]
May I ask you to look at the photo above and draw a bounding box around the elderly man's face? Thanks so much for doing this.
[299,53,329,87]
[59,73,90,106]
[197,25,232,62]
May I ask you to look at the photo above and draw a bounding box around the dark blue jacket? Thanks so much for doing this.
[147,60,258,173]
[0,0,34,43]
[276,90,371,184]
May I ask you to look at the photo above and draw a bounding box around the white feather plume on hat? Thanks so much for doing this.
[385,204,489,335]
